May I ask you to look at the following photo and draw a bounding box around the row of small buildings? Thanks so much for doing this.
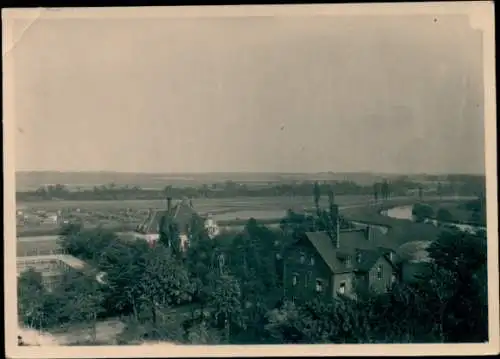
[130,197,427,301]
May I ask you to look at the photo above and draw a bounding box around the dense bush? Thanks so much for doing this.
[412,203,434,223]
[436,208,454,223]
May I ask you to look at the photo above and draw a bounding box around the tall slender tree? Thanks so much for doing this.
[437,182,443,199]
[327,187,338,240]
[313,181,321,218]
[373,183,379,203]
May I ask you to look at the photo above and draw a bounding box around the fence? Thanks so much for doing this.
[18,247,68,257]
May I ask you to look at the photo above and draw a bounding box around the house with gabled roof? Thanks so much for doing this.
[134,197,205,251]
[282,222,398,301]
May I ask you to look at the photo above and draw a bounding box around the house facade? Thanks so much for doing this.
[134,197,219,250]
[282,226,397,301]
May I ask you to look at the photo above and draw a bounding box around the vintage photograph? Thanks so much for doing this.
[3,3,498,358]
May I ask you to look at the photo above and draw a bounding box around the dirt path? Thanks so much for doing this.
[18,327,61,346]
[19,319,125,346]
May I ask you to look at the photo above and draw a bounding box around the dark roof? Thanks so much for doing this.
[172,199,198,232]
[301,229,396,274]
[136,199,198,234]
[355,249,386,272]
[304,232,345,273]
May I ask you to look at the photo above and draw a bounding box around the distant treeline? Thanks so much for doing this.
[16,176,485,202]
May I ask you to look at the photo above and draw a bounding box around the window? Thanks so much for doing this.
[356,252,362,263]
[218,254,225,267]
[338,281,346,295]
[377,265,383,280]
[304,272,309,288]
[310,257,315,266]
[292,274,298,287]
[345,256,352,268]
[315,279,324,293]
[299,254,305,264]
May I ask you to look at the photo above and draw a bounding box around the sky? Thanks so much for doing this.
[10,12,485,174]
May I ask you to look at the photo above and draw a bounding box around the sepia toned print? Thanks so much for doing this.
[3,3,498,358]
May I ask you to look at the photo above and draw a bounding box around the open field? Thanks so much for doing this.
[15,195,376,236]
[17,195,373,211]
[16,171,407,192]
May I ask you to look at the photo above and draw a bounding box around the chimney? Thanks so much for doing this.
[330,204,340,248]
[336,216,340,248]
[365,226,372,241]
[167,197,172,212]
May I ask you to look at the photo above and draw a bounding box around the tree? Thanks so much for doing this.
[423,230,488,342]
[465,194,486,226]
[98,240,150,319]
[186,321,221,344]
[58,225,117,262]
[313,181,321,218]
[437,182,443,198]
[381,180,390,200]
[373,183,379,202]
[209,274,242,342]
[436,208,454,224]
[188,213,210,244]
[265,301,305,343]
[158,214,180,254]
[163,185,173,198]
[52,270,106,342]
[229,220,280,295]
[280,210,315,239]
[418,186,424,200]
[18,268,46,329]
[411,203,434,223]
[138,245,194,326]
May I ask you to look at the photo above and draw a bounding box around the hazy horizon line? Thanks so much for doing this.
[16,170,486,176]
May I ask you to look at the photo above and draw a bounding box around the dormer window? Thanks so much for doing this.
[310,257,315,266]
